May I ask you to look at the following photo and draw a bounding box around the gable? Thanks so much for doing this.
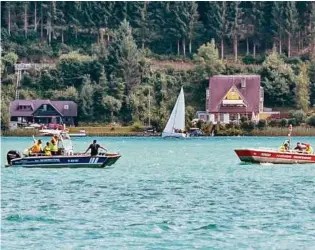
[224,86,243,101]
[220,85,247,107]
[32,104,62,117]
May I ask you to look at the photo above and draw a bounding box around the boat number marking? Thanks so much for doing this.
[89,158,99,164]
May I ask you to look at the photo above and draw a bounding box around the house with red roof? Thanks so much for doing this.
[196,75,279,124]
[9,100,77,126]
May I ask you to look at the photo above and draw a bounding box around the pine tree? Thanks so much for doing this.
[228,1,244,62]
[204,1,229,59]
[107,20,142,94]
[283,2,298,57]
[271,2,285,54]
[249,2,264,58]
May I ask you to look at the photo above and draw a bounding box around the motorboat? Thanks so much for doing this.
[234,148,315,164]
[6,132,121,168]
[235,125,314,164]
[69,130,87,137]
[162,87,188,138]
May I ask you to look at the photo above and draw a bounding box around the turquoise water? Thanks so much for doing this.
[1,136,315,249]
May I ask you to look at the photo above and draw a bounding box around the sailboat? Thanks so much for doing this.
[162,87,187,138]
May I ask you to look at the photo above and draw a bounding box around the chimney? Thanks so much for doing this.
[241,78,246,88]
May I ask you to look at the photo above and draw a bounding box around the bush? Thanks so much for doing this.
[257,119,266,129]
[241,121,255,131]
[268,119,279,127]
[242,55,256,64]
[132,121,144,132]
[280,119,288,127]
[306,115,315,127]
[288,118,297,126]
[289,110,306,125]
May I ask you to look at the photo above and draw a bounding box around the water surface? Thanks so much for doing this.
[1,136,315,249]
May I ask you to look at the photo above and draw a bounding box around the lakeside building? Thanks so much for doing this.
[9,100,77,127]
[196,75,280,124]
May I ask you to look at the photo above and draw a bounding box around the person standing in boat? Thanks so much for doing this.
[50,135,59,155]
[84,140,107,156]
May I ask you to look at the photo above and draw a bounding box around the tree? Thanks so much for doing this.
[193,39,225,79]
[296,63,310,111]
[204,1,229,59]
[261,52,297,106]
[271,2,285,54]
[228,1,244,62]
[248,2,264,58]
[107,20,142,94]
[79,75,94,121]
[102,96,122,121]
[283,2,298,57]
[309,60,315,106]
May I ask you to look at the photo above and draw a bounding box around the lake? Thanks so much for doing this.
[1,136,315,249]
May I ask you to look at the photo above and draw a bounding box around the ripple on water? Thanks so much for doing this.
[2,136,315,249]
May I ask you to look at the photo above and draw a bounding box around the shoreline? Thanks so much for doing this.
[1,126,315,137]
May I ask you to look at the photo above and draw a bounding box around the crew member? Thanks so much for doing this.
[44,142,52,156]
[279,142,289,152]
[302,143,313,154]
[50,135,59,155]
[294,142,304,152]
[84,140,107,156]
[31,140,42,154]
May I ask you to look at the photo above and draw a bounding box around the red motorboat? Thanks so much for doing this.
[235,148,315,164]
[235,125,315,164]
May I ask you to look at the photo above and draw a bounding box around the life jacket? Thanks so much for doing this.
[306,145,313,154]
[279,145,286,152]
[31,143,41,153]
[50,138,58,152]
[44,146,51,156]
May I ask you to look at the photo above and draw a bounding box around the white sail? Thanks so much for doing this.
[163,87,185,133]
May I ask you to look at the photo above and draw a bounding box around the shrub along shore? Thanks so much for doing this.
[2,126,315,137]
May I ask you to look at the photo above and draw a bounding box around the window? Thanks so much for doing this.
[64,105,69,110]
[43,104,47,110]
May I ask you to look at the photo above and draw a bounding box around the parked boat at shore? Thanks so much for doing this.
[6,132,120,168]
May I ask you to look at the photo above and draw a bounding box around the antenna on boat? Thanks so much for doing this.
[288,124,293,149]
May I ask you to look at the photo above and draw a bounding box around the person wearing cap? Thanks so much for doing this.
[30,140,42,154]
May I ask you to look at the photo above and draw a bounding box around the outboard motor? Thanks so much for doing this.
[7,150,22,165]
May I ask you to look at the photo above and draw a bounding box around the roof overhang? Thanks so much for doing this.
[222,100,247,106]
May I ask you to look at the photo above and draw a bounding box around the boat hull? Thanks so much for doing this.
[8,154,121,168]
[235,149,315,164]
[162,132,187,138]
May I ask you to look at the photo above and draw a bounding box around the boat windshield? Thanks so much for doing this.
[58,132,73,154]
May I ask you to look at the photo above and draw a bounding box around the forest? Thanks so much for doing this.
[1,1,315,130]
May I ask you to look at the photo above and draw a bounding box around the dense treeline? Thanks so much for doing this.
[1,1,315,59]
[1,1,315,131]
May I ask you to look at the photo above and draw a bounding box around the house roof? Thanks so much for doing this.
[9,100,77,117]
[208,75,261,113]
